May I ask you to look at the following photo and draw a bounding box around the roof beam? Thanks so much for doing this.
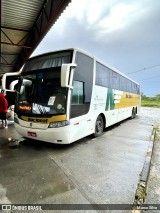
[12,0,71,72]
[1,28,30,47]
[1,52,19,56]
[0,63,20,67]
[1,41,32,48]
[0,0,71,73]
[1,26,29,33]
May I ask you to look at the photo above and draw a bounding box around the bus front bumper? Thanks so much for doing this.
[14,123,71,144]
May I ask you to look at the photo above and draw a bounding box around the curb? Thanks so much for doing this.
[131,127,157,213]
[140,128,156,183]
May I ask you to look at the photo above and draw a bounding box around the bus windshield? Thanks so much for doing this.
[15,69,67,116]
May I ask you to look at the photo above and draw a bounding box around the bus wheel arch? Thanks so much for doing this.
[94,113,106,137]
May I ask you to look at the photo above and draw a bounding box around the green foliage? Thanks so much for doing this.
[141,93,160,108]
[155,94,160,100]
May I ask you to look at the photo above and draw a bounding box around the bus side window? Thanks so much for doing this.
[71,81,86,118]
[72,81,84,104]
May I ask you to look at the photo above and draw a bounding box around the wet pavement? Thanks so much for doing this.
[0,107,157,213]
[143,125,160,213]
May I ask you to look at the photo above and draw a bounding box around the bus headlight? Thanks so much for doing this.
[49,120,70,128]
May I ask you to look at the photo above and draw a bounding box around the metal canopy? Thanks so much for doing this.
[0,0,71,76]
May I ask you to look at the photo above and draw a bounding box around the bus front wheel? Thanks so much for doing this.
[94,115,104,137]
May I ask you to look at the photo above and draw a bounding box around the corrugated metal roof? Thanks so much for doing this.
[0,0,71,76]
[2,0,45,30]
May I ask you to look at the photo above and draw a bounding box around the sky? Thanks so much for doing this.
[32,0,160,97]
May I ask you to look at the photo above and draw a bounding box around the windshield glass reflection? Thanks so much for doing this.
[15,70,67,115]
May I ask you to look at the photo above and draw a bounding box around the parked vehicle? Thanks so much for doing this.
[2,48,140,143]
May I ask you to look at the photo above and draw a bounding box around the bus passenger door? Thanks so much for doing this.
[69,80,94,142]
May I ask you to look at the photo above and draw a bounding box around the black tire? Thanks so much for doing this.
[131,108,136,119]
[94,115,104,137]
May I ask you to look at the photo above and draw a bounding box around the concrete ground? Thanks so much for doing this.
[138,107,160,213]
[0,108,157,213]
[143,126,160,213]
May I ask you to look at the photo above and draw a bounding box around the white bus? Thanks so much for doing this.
[2,48,140,144]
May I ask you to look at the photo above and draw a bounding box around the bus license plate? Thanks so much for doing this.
[28,132,37,137]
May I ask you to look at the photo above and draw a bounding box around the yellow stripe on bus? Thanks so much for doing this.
[114,92,140,109]
[21,115,67,124]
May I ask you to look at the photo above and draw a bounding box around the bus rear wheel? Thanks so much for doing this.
[94,115,104,137]
[131,108,136,119]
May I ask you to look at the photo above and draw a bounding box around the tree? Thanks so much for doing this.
[155,94,160,100]
[141,92,148,100]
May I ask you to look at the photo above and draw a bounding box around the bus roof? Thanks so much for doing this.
[28,48,139,86]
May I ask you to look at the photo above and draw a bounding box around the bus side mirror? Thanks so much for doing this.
[61,63,77,88]
[2,71,21,92]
